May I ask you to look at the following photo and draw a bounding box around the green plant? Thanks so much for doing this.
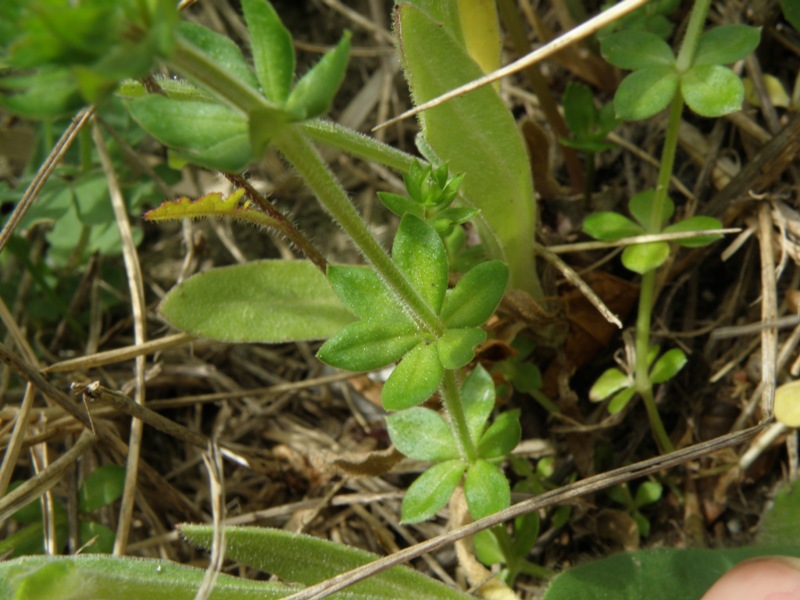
[606,480,663,538]
[582,1,760,452]
[0,465,126,557]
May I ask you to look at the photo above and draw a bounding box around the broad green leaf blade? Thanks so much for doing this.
[542,546,800,600]
[681,65,744,118]
[286,32,351,119]
[178,22,260,91]
[179,525,472,599]
[608,387,637,414]
[464,459,510,520]
[601,31,676,70]
[241,0,295,103]
[386,407,459,461]
[461,364,496,445]
[393,214,449,313]
[477,409,521,459]
[589,367,630,402]
[0,554,291,600]
[628,190,673,231]
[614,66,679,121]
[382,342,444,410]
[327,264,410,323]
[441,261,508,328]
[126,96,252,171]
[78,465,126,512]
[160,260,355,343]
[582,212,643,242]
[436,327,486,370]
[621,242,670,274]
[397,4,540,298]
[317,320,420,371]
[693,25,761,67]
[758,480,800,545]
[650,348,687,383]
[403,460,466,524]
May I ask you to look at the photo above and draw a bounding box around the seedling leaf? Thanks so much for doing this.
[589,367,630,402]
[629,190,674,231]
[650,348,687,383]
[386,407,459,461]
[608,387,637,414]
[663,216,723,246]
[614,66,679,121]
[681,65,743,117]
[161,260,356,343]
[402,460,466,523]
[601,31,676,70]
[583,212,643,242]
[382,342,444,410]
[465,459,510,519]
[621,241,670,274]
[693,25,761,67]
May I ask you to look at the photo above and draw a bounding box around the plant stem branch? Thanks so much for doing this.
[440,370,477,463]
[676,0,712,71]
[275,128,444,335]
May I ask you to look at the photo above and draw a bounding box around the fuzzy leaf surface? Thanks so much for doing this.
[393,214,448,313]
[161,260,355,343]
[286,32,350,119]
[440,261,508,328]
[681,65,743,117]
[465,459,510,520]
[477,409,521,459]
[386,407,459,461]
[461,365,496,445]
[317,320,420,371]
[402,460,466,523]
[382,341,443,410]
[436,328,486,370]
[179,22,260,91]
[241,0,295,103]
[614,66,679,121]
[327,265,410,323]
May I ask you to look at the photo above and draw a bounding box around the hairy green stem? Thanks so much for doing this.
[440,370,477,463]
[275,128,444,335]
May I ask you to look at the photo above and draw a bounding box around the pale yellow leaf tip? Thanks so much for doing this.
[774,380,800,427]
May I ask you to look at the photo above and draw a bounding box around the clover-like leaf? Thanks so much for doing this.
[393,214,449,313]
[692,25,761,67]
[608,387,637,414]
[615,66,679,121]
[477,409,521,459]
[286,31,351,119]
[663,216,723,247]
[583,212,643,242]
[401,460,466,523]
[650,348,687,384]
[589,367,630,402]
[241,0,295,103]
[465,459,510,520]
[436,328,486,370]
[461,365,496,446]
[601,31,676,70]
[317,320,420,371]
[622,241,670,274]
[681,65,743,118]
[441,261,508,328]
[382,341,444,410]
[386,407,459,461]
[629,190,674,231]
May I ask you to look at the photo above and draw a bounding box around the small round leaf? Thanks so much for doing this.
[663,216,723,247]
[583,212,643,242]
[621,242,670,274]
[601,31,676,70]
[693,25,761,67]
[681,65,743,118]
[614,66,679,121]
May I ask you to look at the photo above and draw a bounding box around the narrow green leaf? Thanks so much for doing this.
[621,242,670,274]
[286,31,351,119]
[614,66,679,121]
[241,0,295,103]
[327,264,409,323]
[377,191,423,219]
[583,212,643,242]
[477,409,521,459]
[601,31,676,70]
[382,342,444,410]
[393,214,449,313]
[78,465,126,512]
[179,525,473,599]
[693,25,761,67]
[461,365,496,446]
[663,216,723,247]
[649,348,687,384]
[441,261,509,328]
[436,327,486,370]
[160,260,355,343]
[396,3,539,297]
[317,320,420,371]
[589,367,630,402]
[628,190,674,231]
[464,459,510,520]
[402,460,466,523]
[178,22,260,91]
[608,387,637,414]
[681,65,744,117]
[386,407,459,461]
[126,96,252,171]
